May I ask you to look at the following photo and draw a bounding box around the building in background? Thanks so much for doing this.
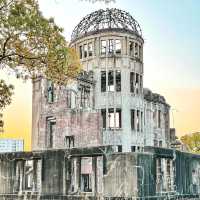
[0,138,24,152]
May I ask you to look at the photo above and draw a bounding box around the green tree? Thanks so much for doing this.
[0,0,80,84]
[0,80,14,132]
[0,0,81,109]
[0,0,81,131]
[181,132,200,153]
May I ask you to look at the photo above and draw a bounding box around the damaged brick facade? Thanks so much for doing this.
[32,72,102,151]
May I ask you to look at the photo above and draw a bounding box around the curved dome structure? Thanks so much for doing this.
[71,8,142,41]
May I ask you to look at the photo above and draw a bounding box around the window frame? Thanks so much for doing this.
[101,40,106,55]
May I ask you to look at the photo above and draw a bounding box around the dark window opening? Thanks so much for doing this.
[101,40,106,55]
[139,45,142,60]
[67,91,71,108]
[131,109,135,130]
[80,85,90,108]
[46,117,56,148]
[81,174,92,192]
[136,110,140,132]
[130,72,135,93]
[116,108,122,128]
[158,110,161,128]
[116,70,121,92]
[47,80,54,103]
[84,44,87,58]
[129,41,134,56]
[140,75,143,92]
[136,73,139,94]
[108,39,114,54]
[79,45,83,59]
[115,39,121,54]
[159,140,162,147]
[65,136,74,148]
[141,111,143,132]
[88,43,93,57]
[101,71,106,92]
[131,146,136,152]
[117,145,122,152]
[101,109,106,129]
[108,71,114,91]
[135,43,138,57]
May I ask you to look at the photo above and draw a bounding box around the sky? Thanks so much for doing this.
[0,0,200,151]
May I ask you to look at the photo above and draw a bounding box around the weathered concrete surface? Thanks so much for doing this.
[0,147,199,199]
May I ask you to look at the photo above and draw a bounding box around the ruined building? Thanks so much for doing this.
[32,8,170,152]
[0,8,200,200]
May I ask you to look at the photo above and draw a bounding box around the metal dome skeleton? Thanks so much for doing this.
[71,8,142,41]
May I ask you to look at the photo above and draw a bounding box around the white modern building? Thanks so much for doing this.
[0,139,24,153]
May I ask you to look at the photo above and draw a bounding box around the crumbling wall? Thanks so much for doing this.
[0,159,15,194]
[103,153,138,197]
[0,147,200,199]
[32,77,102,151]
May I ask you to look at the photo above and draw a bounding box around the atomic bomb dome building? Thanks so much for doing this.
[32,8,170,152]
[0,9,200,200]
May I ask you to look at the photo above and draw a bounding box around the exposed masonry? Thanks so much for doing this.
[32,72,102,151]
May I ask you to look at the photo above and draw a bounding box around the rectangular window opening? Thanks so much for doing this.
[135,43,138,57]
[136,110,140,132]
[79,45,83,59]
[131,146,136,152]
[135,74,139,94]
[158,110,161,128]
[46,117,56,148]
[108,108,114,129]
[108,71,114,92]
[108,39,114,54]
[139,45,142,60]
[115,70,121,92]
[84,44,87,58]
[101,40,106,55]
[88,43,93,57]
[129,41,134,56]
[81,157,92,192]
[117,145,122,152]
[24,160,34,190]
[131,109,135,130]
[65,136,74,148]
[115,39,121,54]
[130,72,135,93]
[116,108,122,128]
[47,80,54,103]
[101,109,106,129]
[101,71,106,92]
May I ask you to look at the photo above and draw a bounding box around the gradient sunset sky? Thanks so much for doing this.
[0,0,200,151]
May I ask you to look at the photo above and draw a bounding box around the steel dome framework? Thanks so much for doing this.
[71,8,142,41]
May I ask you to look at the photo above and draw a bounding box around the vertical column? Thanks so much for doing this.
[134,109,137,132]
[92,157,97,195]
[33,160,37,192]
